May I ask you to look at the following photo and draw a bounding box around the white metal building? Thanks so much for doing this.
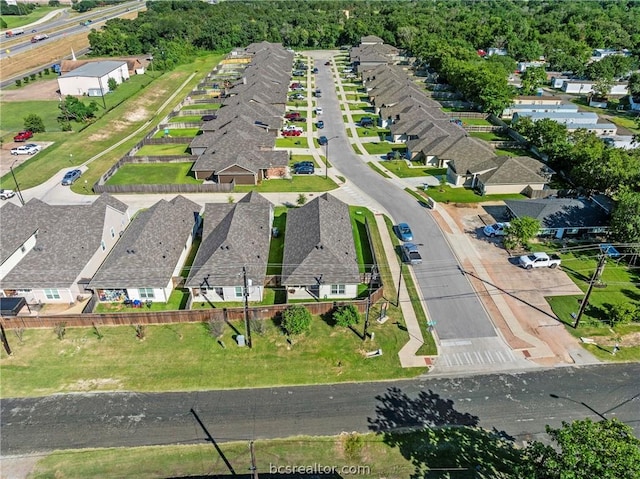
[57,61,129,96]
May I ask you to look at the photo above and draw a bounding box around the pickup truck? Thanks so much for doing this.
[0,189,16,200]
[401,243,423,265]
[518,252,561,270]
[13,130,33,142]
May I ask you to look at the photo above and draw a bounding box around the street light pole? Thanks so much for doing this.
[10,159,25,206]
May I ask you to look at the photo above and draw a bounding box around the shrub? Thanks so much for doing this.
[15,79,22,87]
[610,302,638,325]
[333,304,360,327]
[30,74,36,81]
[281,305,312,335]
[24,114,46,133]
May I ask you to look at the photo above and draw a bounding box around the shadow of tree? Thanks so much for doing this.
[368,387,524,478]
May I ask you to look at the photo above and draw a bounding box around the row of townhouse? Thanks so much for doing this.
[0,191,361,307]
[188,41,294,185]
[356,59,553,196]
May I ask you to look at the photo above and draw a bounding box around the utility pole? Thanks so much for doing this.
[395,263,403,307]
[364,265,377,340]
[249,440,259,479]
[574,253,607,328]
[243,266,251,348]
[9,160,25,206]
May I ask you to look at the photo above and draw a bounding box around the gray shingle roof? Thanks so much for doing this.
[281,194,360,286]
[479,156,551,185]
[59,61,127,78]
[185,192,272,288]
[89,196,201,289]
[505,197,610,228]
[0,194,128,289]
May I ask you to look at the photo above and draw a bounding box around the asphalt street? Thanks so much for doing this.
[2,363,638,455]
[310,53,526,372]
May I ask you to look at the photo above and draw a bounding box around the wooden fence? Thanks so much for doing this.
[0,287,385,330]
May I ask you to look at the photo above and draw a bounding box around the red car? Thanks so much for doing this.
[282,130,301,137]
[284,112,301,120]
[14,130,33,142]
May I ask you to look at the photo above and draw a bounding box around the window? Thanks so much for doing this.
[331,284,345,295]
[234,286,244,298]
[44,288,60,300]
[110,227,115,238]
[101,240,106,251]
[139,288,154,299]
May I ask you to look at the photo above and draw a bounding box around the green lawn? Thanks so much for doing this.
[368,162,392,178]
[104,162,200,185]
[234,176,338,193]
[356,127,388,139]
[0,305,424,397]
[0,99,65,137]
[460,118,492,126]
[349,207,375,274]
[168,115,202,123]
[0,54,222,192]
[383,160,444,178]
[470,131,509,141]
[95,288,191,313]
[135,144,191,156]
[419,185,526,203]
[361,142,398,155]
[152,128,200,138]
[495,147,536,157]
[181,102,222,110]
[266,207,287,275]
[275,137,310,148]
[289,155,317,167]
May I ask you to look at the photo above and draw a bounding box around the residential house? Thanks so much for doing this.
[185,192,273,303]
[57,60,129,96]
[560,80,628,96]
[512,111,617,136]
[89,196,202,303]
[504,196,611,238]
[447,156,553,195]
[281,194,361,301]
[0,194,129,304]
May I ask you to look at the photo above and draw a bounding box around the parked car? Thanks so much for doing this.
[318,135,328,145]
[283,125,303,133]
[518,252,562,270]
[317,120,325,129]
[282,129,302,137]
[343,68,353,73]
[291,116,307,122]
[285,112,301,120]
[11,143,41,155]
[313,67,319,73]
[315,107,323,115]
[61,169,82,186]
[201,114,217,121]
[0,189,16,200]
[294,166,315,175]
[289,93,305,100]
[293,161,314,169]
[483,222,510,237]
[401,243,423,265]
[13,130,33,142]
[396,223,414,241]
[314,88,322,97]
[324,61,331,66]
[360,117,374,127]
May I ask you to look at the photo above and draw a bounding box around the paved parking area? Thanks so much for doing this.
[435,201,596,366]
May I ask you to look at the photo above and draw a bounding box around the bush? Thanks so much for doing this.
[281,305,312,335]
[333,304,360,327]
[15,79,22,88]
[44,68,50,75]
[107,77,118,91]
[30,74,36,81]
[296,193,307,205]
[610,302,638,325]
[23,76,29,84]
[24,114,46,133]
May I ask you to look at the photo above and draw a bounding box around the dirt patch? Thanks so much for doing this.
[125,107,150,122]
[0,79,61,101]
[65,378,123,392]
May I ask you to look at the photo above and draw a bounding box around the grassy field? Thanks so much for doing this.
[1,6,60,29]
[135,144,192,156]
[368,162,392,178]
[0,302,424,397]
[460,118,492,126]
[105,162,200,185]
[470,131,509,141]
[169,115,202,123]
[234,176,338,193]
[28,434,418,479]
[0,54,223,192]
[182,102,222,110]
[0,99,65,136]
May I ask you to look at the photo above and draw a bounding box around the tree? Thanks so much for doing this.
[333,304,360,328]
[593,76,614,99]
[49,0,61,6]
[504,216,540,250]
[107,77,118,91]
[610,302,638,325]
[23,114,45,133]
[628,72,640,98]
[57,96,98,124]
[281,305,312,335]
[523,418,640,479]
[296,193,307,206]
[610,190,640,243]
[520,67,547,95]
